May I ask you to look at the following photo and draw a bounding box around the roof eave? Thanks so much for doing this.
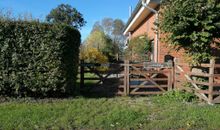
[123,0,161,36]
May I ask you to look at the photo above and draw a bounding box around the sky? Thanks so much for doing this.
[0,0,139,41]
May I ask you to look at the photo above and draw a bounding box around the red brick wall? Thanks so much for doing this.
[130,12,186,63]
[131,13,155,39]
[158,35,186,63]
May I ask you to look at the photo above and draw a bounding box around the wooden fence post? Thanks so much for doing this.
[124,60,129,96]
[123,61,127,96]
[126,60,130,95]
[80,60,84,89]
[168,69,172,91]
[173,58,178,89]
[209,59,215,104]
[167,60,174,91]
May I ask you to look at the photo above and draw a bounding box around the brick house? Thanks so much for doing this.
[123,0,185,63]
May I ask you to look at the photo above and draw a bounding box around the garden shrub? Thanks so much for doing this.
[0,20,81,97]
[160,0,220,64]
[125,35,152,62]
[80,48,108,64]
[154,90,196,104]
[80,47,108,71]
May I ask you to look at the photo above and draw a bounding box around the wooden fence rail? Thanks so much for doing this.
[174,58,220,104]
[80,59,220,104]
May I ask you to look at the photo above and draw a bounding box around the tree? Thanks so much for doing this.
[91,18,125,54]
[160,0,220,63]
[125,35,152,61]
[84,30,119,61]
[46,4,86,29]
[86,30,107,51]
[112,19,126,52]
[91,21,103,33]
[101,18,114,36]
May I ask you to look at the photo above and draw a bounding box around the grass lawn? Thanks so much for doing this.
[1,93,220,130]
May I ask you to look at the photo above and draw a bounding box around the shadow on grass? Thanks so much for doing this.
[76,78,120,98]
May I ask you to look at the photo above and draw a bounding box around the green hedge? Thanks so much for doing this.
[0,21,81,97]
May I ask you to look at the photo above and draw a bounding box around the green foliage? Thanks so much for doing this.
[160,0,220,63]
[0,20,81,97]
[84,30,119,62]
[80,47,108,64]
[126,35,152,61]
[80,48,109,71]
[91,18,125,55]
[46,4,86,29]
[154,90,196,104]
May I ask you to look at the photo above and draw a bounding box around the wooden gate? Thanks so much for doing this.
[124,61,173,95]
[80,60,126,95]
[80,60,174,96]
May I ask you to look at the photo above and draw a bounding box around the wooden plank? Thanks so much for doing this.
[83,78,100,80]
[143,62,173,68]
[174,59,178,89]
[130,85,167,88]
[214,74,220,77]
[176,63,211,68]
[196,90,209,94]
[130,70,169,74]
[209,59,215,103]
[130,78,168,81]
[129,91,164,95]
[212,91,220,95]
[130,64,144,67]
[214,64,220,68]
[126,60,130,95]
[124,60,128,96]
[213,83,220,86]
[193,81,210,86]
[131,66,166,92]
[168,70,172,91]
[200,64,211,68]
[195,90,220,95]
[188,72,211,77]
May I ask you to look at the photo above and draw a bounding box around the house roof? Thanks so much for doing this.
[123,0,161,36]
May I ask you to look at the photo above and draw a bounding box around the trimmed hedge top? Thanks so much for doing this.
[0,21,81,97]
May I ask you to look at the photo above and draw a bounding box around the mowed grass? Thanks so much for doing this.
[1,93,220,129]
[0,97,148,130]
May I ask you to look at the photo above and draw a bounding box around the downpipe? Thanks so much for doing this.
[142,0,159,63]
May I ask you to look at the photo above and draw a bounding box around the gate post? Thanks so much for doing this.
[80,60,84,89]
[209,59,215,104]
[126,60,130,95]
[124,60,129,96]
[123,60,127,96]
[168,69,172,91]
[173,58,179,89]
